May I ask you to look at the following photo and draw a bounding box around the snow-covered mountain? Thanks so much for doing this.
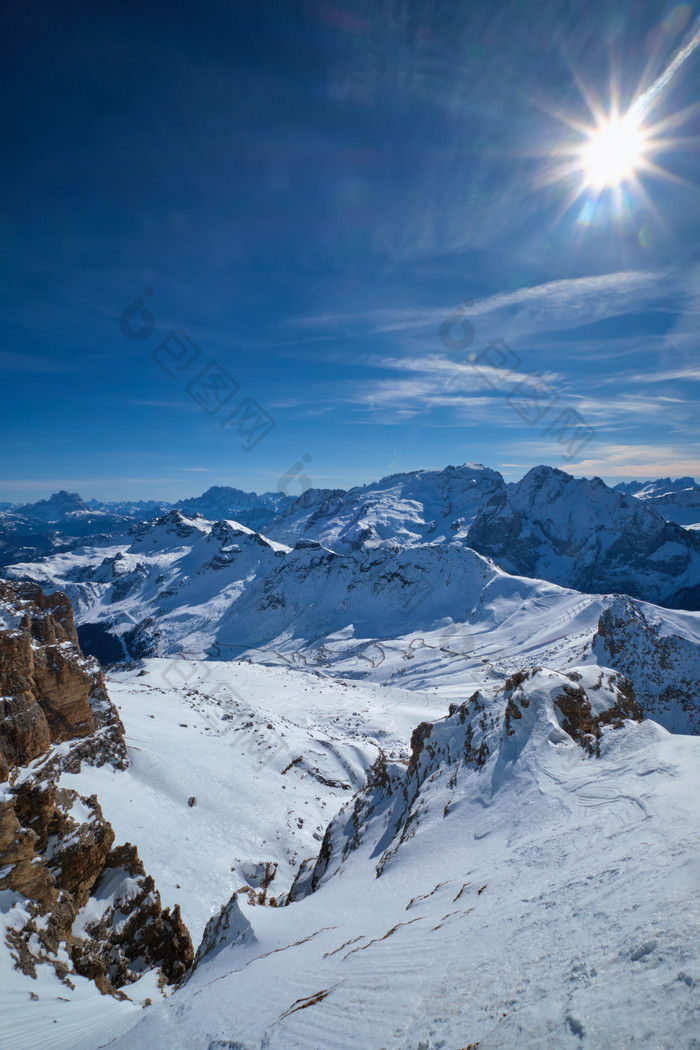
[73,661,700,1050]
[593,595,700,733]
[615,476,700,528]
[4,455,700,1049]
[174,485,294,532]
[0,507,600,663]
[0,493,136,570]
[267,462,504,550]
[15,490,93,522]
[85,497,173,517]
[615,476,698,496]
[7,464,700,614]
[4,510,291,660]
[0,486,292,569]
[469,465,700,608]
[8,501,700,745]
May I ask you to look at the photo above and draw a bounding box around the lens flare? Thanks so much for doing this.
[581,114,649,190]
[534,16,700,224]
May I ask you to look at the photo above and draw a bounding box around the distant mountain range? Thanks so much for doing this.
[4,464,700,607]
[614,475,700,527]
[0,485,295,567]
[4,466,700,1048]
[4,466,699,533]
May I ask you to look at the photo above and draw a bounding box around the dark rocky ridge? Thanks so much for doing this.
[467,466,700,610]
[593,595,700,734]
[301,666,644,894]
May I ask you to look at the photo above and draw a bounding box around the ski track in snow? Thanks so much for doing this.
[3,646,700,1050]
[3,466,700,1048]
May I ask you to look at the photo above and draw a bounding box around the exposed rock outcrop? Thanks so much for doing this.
[185,890,255,981]
[0,579,127,778]
[593,595,700,734]
[0,581,193,997]
[306,666,644,892]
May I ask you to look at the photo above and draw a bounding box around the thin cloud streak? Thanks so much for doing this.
[290,270,672,342]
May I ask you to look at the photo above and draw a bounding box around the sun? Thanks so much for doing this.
[533,23,700,227]
[581,114,649,190]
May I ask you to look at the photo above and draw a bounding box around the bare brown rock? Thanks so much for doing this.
[0,580,98,775]
[555,676,642,756]
[0,688,51,772]
[0,582,193,996]
[0,792,56,908]
[69,842,194,992]
[47,790,116,907]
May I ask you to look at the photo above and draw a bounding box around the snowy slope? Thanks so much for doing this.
[4,598,700,1048]
[469,465,700,608]
[95,665,700,1050]
[2,658,447,1050]
[58,661,445,945]
[268,462,504,550]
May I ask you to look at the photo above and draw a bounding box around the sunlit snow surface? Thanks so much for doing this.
[64,661,442,942]
[107,665,700,1049]
[3,620,700,1049]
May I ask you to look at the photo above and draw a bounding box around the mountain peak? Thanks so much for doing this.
[17,490,89,521]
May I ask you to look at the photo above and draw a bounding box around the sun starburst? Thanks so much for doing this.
[532,21,700,227]
[580,113,649,190]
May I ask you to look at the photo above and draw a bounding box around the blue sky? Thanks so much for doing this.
[2,0,699,502]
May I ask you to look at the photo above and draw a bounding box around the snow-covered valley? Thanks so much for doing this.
[2,463,700,1049]
[5,655,700,1050]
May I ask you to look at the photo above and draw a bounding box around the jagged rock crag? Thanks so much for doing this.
[0,579,127,779]
[593,595,700,734]
[305,666,644,892]
[185,889,256,982]
[0,580,193,996]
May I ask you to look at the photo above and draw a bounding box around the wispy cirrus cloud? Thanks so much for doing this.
[494,441,700,482]
[626,366,700,383]
[575,444,700,480]
[290,269,674,343]
[338,348,698,434]
[662,266,700,357]
[367,351,562,384]
[339,357,559,425]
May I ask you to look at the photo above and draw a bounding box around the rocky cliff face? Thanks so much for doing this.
[467,466,700,610]
[593,595,700,734]
[0,579,132,776]
[0,581,193,997]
